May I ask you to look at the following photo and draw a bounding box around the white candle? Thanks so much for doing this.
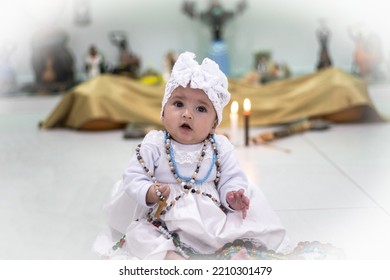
[230,101,239,145]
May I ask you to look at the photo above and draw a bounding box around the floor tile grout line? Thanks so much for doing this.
[303,135,390,217]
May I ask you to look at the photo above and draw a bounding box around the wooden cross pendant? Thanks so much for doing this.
[154,199,167,218]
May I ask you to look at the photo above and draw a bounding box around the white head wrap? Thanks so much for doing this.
[161,51,231,126]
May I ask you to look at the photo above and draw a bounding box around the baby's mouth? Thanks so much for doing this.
[180,123,192,130]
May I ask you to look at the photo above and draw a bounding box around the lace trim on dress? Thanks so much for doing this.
[172,143,213,164]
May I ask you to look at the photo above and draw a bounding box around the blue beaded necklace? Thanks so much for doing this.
[164,131,221,189]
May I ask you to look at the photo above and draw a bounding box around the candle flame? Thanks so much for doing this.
[243,98,251,115]
[231,101,239,114]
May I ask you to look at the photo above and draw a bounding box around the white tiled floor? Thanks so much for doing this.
[0,83,389,260]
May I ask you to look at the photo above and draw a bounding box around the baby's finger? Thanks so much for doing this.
[242,207,247,219]
[242,195,250,208]
[160,184,170,197]
[235,190,244,200]
[236,188,245,196]
[227,191,234,201]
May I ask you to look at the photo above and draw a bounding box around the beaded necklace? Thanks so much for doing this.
[164,131,221,189]
[135,131,224,217]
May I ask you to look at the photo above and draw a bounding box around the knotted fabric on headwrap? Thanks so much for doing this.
[161,52,231,126]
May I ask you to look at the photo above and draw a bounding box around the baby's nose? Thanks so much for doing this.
[182,108,193,119]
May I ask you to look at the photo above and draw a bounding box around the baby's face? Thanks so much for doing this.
[162,86,217,144]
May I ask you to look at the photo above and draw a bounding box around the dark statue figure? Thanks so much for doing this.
[316,19,332,70]
[109,31,141,79]
[182,0,247,41]
[182,0,247,76]
[24,29,76,93]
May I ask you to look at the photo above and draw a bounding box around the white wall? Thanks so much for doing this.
[1,0,389,84]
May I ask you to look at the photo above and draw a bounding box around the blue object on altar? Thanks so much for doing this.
[208,40,230,76]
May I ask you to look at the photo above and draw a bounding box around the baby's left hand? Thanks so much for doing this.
[226,189,250,219]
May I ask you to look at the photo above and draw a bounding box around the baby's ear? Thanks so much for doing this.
[209,119,218,133]
[160,111,165,126]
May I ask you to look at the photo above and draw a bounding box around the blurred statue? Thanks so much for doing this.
[254,50,291,83]
[109,31,141,79]
[24,29,75,93]
[163,51,178,81]
[182,0,247,75]
[85,45,105,79]
[348,25,385,80]
[316,19,332,70]
[183,0,247,41]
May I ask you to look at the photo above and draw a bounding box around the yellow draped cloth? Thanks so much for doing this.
[40,67,382,130]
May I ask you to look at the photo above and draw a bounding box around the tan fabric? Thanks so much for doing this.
[40,67,382,130]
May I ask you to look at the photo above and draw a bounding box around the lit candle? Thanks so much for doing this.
[229,101,239,145]
[243,98,251,146]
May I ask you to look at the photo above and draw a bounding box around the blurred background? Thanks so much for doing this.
[1,0,390,261]
[1,0,389,87]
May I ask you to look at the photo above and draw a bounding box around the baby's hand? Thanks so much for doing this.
[226,189,250,219]
[146,183,170,205]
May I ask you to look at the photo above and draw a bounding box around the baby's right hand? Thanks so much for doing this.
[146,183,170,204]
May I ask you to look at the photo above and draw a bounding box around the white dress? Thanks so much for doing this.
[94,130,289,259]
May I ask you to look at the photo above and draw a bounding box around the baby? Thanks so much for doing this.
[95,52,289,260]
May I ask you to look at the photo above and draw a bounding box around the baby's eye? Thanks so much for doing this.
[173,101,183,107]
[196,106,207,113]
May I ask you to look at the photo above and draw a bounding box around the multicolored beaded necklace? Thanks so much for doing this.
[135,131,223,216]
[161,131,223,209]
[166,131,220,186]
